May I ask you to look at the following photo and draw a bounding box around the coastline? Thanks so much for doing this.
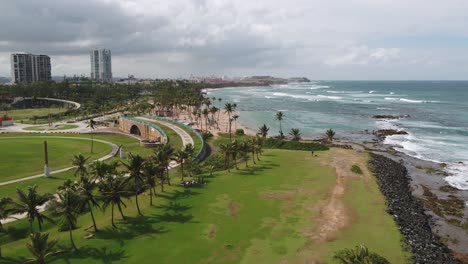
[229,114,468,257]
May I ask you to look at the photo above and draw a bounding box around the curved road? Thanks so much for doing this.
[0,136,119,186]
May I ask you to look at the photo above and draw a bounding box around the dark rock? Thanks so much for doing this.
[373,114,410,119]
[368,153,461,264]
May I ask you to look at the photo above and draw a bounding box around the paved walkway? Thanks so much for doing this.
[136,116,194,148]
[0,136,119,186]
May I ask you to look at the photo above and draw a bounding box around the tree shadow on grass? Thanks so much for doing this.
[149,212,194,224]
[156,201,192,213]
[96,216,168,243]
[236,163,278,176]
[56,245,127,264]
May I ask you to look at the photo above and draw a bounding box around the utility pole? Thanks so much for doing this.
[44,140,50,177]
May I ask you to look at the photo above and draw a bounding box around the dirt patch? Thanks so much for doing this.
[306,148,370,244]
[228,201,242,218]
[260,190,296,200]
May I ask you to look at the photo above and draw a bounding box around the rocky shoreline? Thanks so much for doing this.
[369,153,461,264]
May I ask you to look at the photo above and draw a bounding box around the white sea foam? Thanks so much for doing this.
[327,90,363,94]
[369,91,375,93]
[310,85,330,90]
[390,92,395,95]
[384,97,440,103]
[317,95,343,100]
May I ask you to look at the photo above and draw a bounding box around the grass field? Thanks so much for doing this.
[4,108,67,121]
[23,124,79,131]
[147,122,183,150]
[0,137,111,182]
[1,148,409,263]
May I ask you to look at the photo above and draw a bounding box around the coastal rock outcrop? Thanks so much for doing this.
[373,114,411,119]
[374,129,408,140]
[368,153,461,264]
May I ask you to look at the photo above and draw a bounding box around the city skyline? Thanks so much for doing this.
[1,1,468,80]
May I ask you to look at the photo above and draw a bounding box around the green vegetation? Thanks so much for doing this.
[5,108,66,121]
[334,244,390,264]
[263,138,329,151]
[23,124,79,131]
[0,137,110,181]
[351,164,363,174]
[147,122,183,150]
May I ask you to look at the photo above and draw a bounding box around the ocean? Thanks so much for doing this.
[206,81,468,190]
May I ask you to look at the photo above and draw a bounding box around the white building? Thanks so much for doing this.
[90,49,112,82]
[10,53,51,84]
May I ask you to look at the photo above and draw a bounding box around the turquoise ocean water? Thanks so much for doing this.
[207,81,468,190]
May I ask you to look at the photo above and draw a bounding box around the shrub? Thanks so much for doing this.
[351,164,363,174]
[201,131,213,140]
[262,138,328,151]
[235,128,245,136]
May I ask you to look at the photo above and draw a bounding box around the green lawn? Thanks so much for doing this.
[145,122,183,150]
[1,149,408,263]
[4,108,67,120]
[0,137,111,182]
[23,124,79,131]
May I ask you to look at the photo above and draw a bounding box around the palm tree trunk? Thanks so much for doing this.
[166,166,171,186]
[279,120,282,136]
[117,202,125,220]
[111,203,115,227]
[252,151,256,164]
[135,192,142,215]
[149,188,153,206]
[38,219,42,231]
[69,222,78,251]
[91,133,94,153]
[160,179,164,192]
[29,220,33,233]
[88,201,98,232]
[181,163,184,181]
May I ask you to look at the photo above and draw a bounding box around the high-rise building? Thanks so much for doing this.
[10,53,51,84]
[90,49,112,82]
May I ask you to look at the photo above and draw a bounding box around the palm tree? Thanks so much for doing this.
[98,175,129,228]
[326,128,336,142]
[202,108,209,132]
[334,245,390,264]
[86,119,96,153]
[230,140,240,170]
[71,154,89,177]
[159,144,175,186]
[184,143,195,158]
[224,103,235,139]
[275,111,285,139]
[219,143,233,172]
[174,150,189,181]
[289,128,302,141]
[24,232,65,264]
[240,141,251,167]
[210,106,219,129]
[48,188,82,251]
[250,137,257,165]
[77,176,100,232]
[0,197,12,231]
[90,160,117,181]
[258,124,269,139]
[142,162,161,206]
[122,154,145,216]
[9,186,53,232]
[233,114,239,131]
[151,150,167,192]
[0,197,11,257]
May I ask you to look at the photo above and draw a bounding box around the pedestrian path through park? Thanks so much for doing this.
[0,136,118,186]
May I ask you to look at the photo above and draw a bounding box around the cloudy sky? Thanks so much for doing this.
[1,0,468,79]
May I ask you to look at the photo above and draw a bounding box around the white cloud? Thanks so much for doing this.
[0,0,468,79]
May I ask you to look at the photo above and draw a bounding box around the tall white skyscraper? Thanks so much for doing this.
[10,53,51,84]
[90,49,112,82]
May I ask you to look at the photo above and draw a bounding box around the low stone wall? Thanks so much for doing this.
[368,153,461,264]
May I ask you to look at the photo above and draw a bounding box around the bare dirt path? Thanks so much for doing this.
[310,148,369,243]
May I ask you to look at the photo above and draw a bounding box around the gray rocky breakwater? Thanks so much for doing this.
[368,153,461,264]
